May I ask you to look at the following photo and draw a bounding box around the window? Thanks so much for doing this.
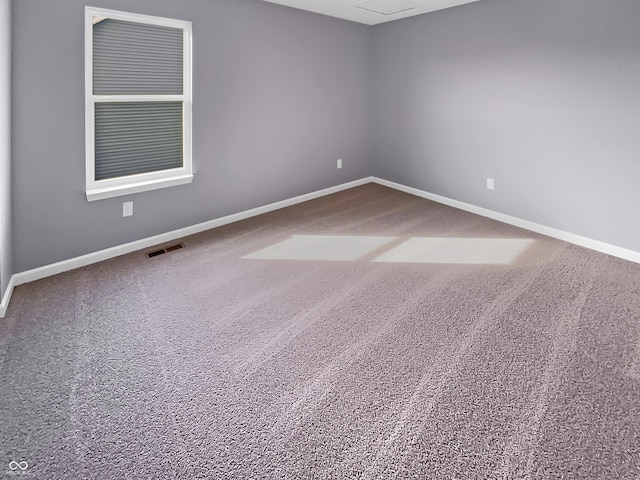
[85,7,192,201]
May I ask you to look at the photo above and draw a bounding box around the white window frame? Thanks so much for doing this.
[85,7,193,202]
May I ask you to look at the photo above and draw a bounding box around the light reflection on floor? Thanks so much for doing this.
[242,235,396,261]
[243,235,535,265]
[372,237,535,265]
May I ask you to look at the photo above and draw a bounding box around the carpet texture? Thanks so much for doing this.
[1,184,639,479]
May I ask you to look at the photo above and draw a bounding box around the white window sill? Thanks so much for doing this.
[86,174,193,201]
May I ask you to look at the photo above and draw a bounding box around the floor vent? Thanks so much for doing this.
[165,243,185,253]
[146,242,185,258]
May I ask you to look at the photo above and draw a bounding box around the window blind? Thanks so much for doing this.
[93,19,183,95]
[95,102,183,180]
[92,17,185,181]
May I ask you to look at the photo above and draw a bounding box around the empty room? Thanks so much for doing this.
[1,0,639,477]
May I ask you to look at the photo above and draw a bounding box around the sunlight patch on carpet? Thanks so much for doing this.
[242,234,396,261]
[243,235,534,265]
[373,237,535,265]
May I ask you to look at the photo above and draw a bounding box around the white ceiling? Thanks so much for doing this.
[261,0,482,25]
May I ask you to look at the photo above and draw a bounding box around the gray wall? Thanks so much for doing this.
[12,0,373,272]
[0,0,11,297]
[372,0,640,252]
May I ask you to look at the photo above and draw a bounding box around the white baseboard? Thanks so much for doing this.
[0,275,15,318]
[372,177,640,264]
[2,175,638,318]
[0,177,373,318]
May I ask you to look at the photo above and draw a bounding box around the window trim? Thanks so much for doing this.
[85,7,193,202]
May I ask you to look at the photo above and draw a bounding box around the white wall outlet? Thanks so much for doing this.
[123,201,133,217]
[487,178,495,190]
[337,158,343,169]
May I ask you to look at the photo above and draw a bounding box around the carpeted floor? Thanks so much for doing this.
[1,184,639,479]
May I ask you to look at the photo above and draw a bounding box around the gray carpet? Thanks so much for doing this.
[1,184,639,479]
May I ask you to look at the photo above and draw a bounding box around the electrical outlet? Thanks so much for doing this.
[487,178,495,190]
[123,201,133,217]
[337,158,343,169]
